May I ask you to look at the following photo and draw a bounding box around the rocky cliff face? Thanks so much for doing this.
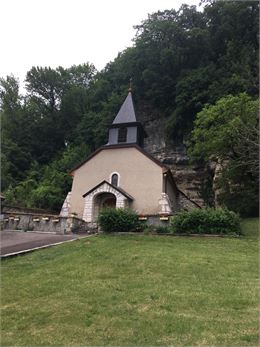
[139,107,214,208]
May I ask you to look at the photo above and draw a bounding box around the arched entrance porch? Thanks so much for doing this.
[82,181,134,223]
[92,192,116,221]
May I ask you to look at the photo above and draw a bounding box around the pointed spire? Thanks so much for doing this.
[107,85,147,147]
[112,89,137,124]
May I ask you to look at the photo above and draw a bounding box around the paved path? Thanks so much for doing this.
[0,231,88,257]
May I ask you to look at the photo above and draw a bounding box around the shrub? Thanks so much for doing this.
[141,224,170,234]
[142,225,155,234]
[155,225,171,234]
[170,208,241,235]
[98,208,140,233]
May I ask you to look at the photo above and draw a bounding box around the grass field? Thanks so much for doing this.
[1,218,259,346]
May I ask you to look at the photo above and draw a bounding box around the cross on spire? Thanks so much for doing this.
[128,77,133,92]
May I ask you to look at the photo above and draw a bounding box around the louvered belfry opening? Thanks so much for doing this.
[118,127,127,143]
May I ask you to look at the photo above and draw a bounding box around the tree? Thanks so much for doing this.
[4,143,90,211]
[23,64,96,163]
[131,1,259,141]
[0,76,34,189]
[25,64,96,110]
[189,93,259,216]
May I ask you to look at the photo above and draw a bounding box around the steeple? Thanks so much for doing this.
[112,91,136,124]
[107,89,147,147]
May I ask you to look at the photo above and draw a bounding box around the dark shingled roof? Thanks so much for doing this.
[112,92,137,124]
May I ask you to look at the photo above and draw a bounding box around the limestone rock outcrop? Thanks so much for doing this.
[139,106,213,208]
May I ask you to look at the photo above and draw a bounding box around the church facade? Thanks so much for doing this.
[61,90,181,223]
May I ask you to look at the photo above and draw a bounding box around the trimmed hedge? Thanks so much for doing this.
[170,208,241,235]
[98,208,140,233]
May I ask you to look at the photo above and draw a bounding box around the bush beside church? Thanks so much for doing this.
[98,207,241,236]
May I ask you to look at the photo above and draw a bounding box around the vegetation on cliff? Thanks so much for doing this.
[1,0,258,215]
[189,93,259,216]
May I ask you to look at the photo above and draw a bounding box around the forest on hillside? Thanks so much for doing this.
[1,0,259,216]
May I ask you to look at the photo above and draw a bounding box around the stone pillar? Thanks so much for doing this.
[116,195,126,208]
[83,195,93,222]
[60,192,71,217]
[158,193,172,215]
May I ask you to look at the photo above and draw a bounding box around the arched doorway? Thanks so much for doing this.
[93,192,116,221]
[82,181,133,222]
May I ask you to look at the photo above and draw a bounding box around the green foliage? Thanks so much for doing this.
[98,208,140,233]
[197,175,215,207]
[142,224,170,234]
[216,166,259,217]
[5,144,90,211]
[189,93,259,216]
[0,76,33,189]
[189,94,258,161]
[170,208,241,235]
[143,0,257,138]
[155,225,171,234]
[142,225,155,234]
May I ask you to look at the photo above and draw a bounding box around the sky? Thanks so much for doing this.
[1,0,201,88]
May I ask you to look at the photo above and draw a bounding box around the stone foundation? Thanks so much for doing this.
[138,214,171,226]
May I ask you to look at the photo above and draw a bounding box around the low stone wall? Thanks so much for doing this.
[138,215,171,226]
[1,212,97,234]
[2,205,56,215]
[65,217,97,234]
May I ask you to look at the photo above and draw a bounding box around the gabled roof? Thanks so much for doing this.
[112,92,136,124]
[82,180,134,200]
[69,144,169,175]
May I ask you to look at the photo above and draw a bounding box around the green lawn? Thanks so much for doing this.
[1,218,259,346]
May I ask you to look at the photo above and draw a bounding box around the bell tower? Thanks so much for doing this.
[107,88,146,147]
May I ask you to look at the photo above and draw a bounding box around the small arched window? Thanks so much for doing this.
[111,173,119,187]
[118,127,127,143]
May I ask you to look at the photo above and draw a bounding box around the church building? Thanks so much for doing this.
[61,89,180,223]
